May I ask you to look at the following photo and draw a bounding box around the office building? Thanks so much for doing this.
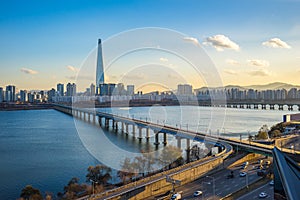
[57,83,64,96]
[5,85,16,102]
[96,39,105,93]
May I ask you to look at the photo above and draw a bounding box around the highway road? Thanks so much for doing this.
[146,158,271,200]
[237,182,274,200]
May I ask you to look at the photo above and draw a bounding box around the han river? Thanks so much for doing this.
[0,106,295,199]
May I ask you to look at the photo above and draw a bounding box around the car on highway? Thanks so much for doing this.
[193,191,203,197]
[171,192,182,200]
[269,180,274,186]
[259,192,268,198]
[239,172,247,177]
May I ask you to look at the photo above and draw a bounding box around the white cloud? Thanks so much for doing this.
[226,59,240,66]
[160,57,168,62]
[262,38,291,49]
[183,37,200,46]
[66,65,79,72]
[223,69,237,75]
[248,69,271,77]
[247,59,270,67]
[20,68,38,75]
[204,34,240,51]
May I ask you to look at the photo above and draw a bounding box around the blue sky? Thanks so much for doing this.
[0,0,300,91]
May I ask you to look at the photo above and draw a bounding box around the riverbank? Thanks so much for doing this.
[0,103,53,111]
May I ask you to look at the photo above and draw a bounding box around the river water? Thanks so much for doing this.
[0,106,294,199]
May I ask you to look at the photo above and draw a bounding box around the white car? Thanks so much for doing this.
[193,191,203,197]
[239,172,247,177]
[269,180,274,186]
[259,192,268,198]
[170,193,182,200]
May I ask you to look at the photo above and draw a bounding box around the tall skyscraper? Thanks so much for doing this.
[57,83,64,96]
[96,39,105,93]
[0,87,3,102]
[5,85,16,102]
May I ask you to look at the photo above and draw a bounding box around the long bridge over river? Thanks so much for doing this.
[53,104,299,200]
[53,104,300,157]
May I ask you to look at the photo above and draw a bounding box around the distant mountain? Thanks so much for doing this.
[195,82,300,91]
[243,82,300,91]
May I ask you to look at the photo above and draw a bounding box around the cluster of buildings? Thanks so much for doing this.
[197,87,300,101]
[2,83,300,104]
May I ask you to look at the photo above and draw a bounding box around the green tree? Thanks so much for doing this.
[20,185,43,200]
[86,165,112,187]
[118,158,137,184]
[269,129,282,138]
[159,145,183,169]
[61,177,87,200]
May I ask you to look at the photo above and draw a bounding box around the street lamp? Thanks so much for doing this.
[90,179,98,196]
[206,175,215,199]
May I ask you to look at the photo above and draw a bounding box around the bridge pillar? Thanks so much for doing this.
[270,104,275,110]
[177,137,182,149]
[186,139,191,163]
[254,104,258,109]
[88,113,90,123]
[247,104,250,109]
[125,123,129,134]
[262,104,266,110]
[163,132,167,145]
[98,117,102,127]
[112,120,115,130]
[288,105,293,111]
[298,105,300,111]
[115,121,119,132]
[138,127,143,142]
[146,128,150,142]
[154,131,160,146]
[132,125,136,138]
[121,122,124,133]
[105,118,109,129]
[92,114,96,124]
[279,105,283,110]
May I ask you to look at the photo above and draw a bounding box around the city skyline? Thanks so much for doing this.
[0,1,300,91]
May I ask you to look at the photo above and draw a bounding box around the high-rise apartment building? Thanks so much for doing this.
[5,85,16,102]
[127,85,135,96]
[177,84,193,95]
[57,83,64,96]
[47,88,56,102]
[90,83,95,96]
[20,90,27,102]
[0,87,3,103]
[66,83,76,96]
